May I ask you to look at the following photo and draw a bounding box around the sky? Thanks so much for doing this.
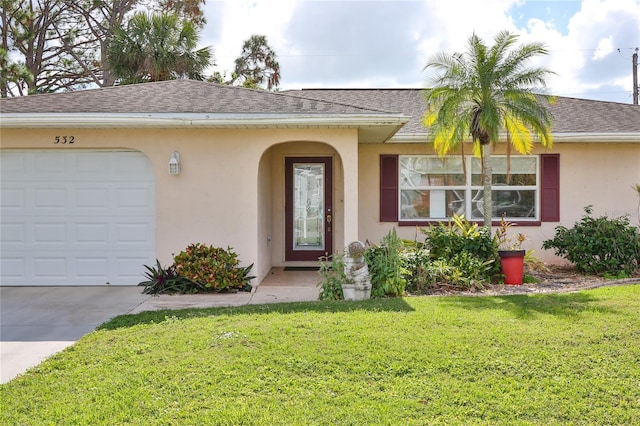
[201,0,640,104]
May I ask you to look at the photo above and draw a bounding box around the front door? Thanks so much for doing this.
[285,157,333,261]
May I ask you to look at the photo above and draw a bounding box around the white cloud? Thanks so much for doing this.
[593,36,614,60]
[203,0,297,74]
[201,0,640,103]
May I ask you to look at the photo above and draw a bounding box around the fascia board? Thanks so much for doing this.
[552,133,640,143]
[389,132,640,144]
[388,133,430,143]
[0,112,409,129]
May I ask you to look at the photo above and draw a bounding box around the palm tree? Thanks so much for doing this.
[107,12,212,84]
[633,184,640,225]
[423,31,555,229]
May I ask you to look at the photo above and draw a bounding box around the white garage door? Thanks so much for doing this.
[1,150,156,286]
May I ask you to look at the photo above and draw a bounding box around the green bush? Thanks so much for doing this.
[542,206,640,276]
[421,214,500,288]
[173,243,255,292]
[317,251,347,301]
[425,215,499,265]
[365,229,407,297]
[402,245,431,294]
[440,251,496,290]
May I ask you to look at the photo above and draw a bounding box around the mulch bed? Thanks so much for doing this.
[420,264,640,297]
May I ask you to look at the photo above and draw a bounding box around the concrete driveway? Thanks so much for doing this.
[0,286,151,383]
[0,271,319,383]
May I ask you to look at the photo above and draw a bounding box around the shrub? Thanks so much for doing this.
[542,206,640,276]
[406,252,495,292]
[421,214,500,288]
[402,245,431,294]
[138,259,202,295]
[317,251,347,301]
[173,243,255,292]
[365,229,408,297]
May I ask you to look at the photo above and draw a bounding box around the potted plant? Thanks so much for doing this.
[495,215,527,285]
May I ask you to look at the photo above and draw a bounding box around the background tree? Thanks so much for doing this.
[60,0,204,88]
[107,12,212,84]
[228,34,281,90]
[1,0,207,95]
[1,0,31,97]
[154,0,206,28]
[0,49,32,97]
[422,31,555,229]
[0,0,93,95]
[63,0,139,88]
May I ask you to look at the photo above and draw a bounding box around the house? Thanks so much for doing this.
[1,80,639,287]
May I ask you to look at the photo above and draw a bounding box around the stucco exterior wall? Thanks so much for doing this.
[4,125,637,277]
[1,127,359,284]
[358,142,640,264]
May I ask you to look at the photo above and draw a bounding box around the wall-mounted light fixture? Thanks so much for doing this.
[168,151,180,175]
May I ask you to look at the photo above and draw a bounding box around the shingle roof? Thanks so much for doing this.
[2,80,640,136]
[0,79,394,115]
[287,89,427,134]
[547,96,640,133]
[289,88,640,134]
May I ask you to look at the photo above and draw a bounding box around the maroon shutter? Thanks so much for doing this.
[380,155,398,222]
[540,154,560,222]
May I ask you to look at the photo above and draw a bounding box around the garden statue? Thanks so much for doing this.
[342,241,372,300]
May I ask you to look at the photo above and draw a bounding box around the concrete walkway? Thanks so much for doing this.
[0,268,319,384]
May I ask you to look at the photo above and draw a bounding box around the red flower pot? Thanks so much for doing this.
[499,250,526,285]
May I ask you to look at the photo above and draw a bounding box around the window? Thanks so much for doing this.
[399,155,539,221]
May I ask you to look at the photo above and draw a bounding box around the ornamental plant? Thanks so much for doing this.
[317,251,347,301]
[495,214,527,251]
[365,229,408,297]
[542,206,640,277]
[421,214,500,287]
[138,259,202,294]
[172,243,255,292]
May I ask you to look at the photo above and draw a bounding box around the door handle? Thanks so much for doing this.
[326,214,332,224]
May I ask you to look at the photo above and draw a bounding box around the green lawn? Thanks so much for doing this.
[2,285,639,425]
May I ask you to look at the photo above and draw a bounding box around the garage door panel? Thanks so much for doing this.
[34,152,70,175]
[34,188,68,209]
[33,222,67,244]
[1,258,25,279]
[76,154,110,174]
[75,188,110,208]
[32,256,73,282]
[0,188,25,209]
[117,188,153,209]
[0,153,25,173]
[1,223,25,243]
[75,223,109,243]
[76,257,109,280]
[116,221,153,242]
[1,151,155,286]
[116,256,152,280]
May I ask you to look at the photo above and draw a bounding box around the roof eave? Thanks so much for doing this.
[388,132,640,144]
[552,132,640,143]
[0,112,408,128]
[0,112,410,144]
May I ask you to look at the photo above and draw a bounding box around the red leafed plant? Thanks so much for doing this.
[172,243,255,292]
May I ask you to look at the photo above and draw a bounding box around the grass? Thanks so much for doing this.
[2,285,639,425]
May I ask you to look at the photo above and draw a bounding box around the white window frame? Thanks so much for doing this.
[398,155,540,222]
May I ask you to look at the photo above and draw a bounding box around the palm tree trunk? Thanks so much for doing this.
[482,144,493,229]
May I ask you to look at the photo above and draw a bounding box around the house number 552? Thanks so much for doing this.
[54,136,75,144]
